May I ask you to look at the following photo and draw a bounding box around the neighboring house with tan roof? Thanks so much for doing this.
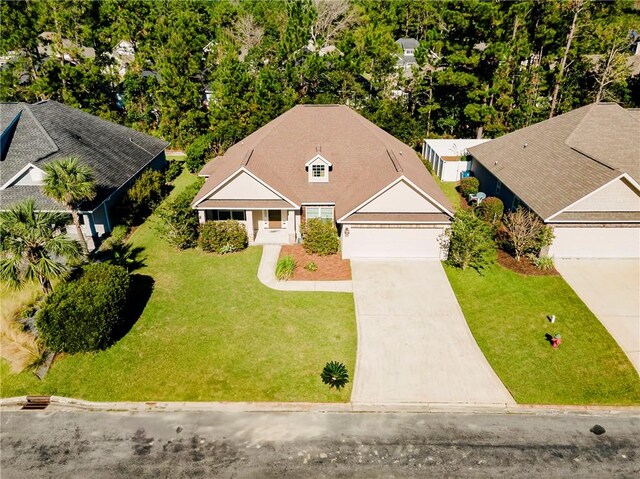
[0,101,168,249]
[193,104,454,259]
[468,102,640,258]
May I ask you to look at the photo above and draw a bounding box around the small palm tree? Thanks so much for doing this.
[42,157,96,256]
[321,361,349,391]
[0,199,81,294]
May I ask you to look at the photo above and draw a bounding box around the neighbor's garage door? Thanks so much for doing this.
[341,225,445,259]
[548,227,640,258]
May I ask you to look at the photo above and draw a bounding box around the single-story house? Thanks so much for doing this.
[422,138,490,182]
[0,101,168,248]
[468,102,640,258]
[192,104,454,259]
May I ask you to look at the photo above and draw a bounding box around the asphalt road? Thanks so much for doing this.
[1,410,638,478]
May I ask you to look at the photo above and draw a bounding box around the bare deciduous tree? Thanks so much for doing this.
[310,0,356,49]
[502,207,553,262]
[549,0,588,119]
[592,37,631,102]
[228,14,264,61]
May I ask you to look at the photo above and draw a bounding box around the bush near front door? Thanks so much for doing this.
[198,220,248,254]
[302,218,340,255]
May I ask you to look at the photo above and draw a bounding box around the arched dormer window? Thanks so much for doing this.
[305,154,332,183]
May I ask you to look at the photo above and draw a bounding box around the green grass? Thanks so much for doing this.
[445,264,640,405]
[433,174,461,210]
[1,171,356,402]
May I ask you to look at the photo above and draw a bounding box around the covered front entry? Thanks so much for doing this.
[341,225,446,259]
[268,210,282,229]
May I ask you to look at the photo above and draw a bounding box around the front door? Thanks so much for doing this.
[268,210,281,229]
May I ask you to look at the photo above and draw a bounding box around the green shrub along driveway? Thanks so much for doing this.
[1,172,356,402]
[445,264,640,405]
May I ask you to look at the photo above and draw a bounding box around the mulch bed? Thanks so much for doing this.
[279,245,351,281]
[497,249,559,276]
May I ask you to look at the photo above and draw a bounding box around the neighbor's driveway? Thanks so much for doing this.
[350,259,514,405]
[556,259,640,374]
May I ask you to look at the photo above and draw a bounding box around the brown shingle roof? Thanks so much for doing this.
[468,103,640,220]
[193,105,453,219]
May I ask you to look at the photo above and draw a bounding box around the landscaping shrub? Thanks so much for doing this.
[164,159,183,183]
[477,197,504,223]
[156,178,204,249]
[533,256,555,271]
[502,207,554,261]
[304,261,318,272]
[459,177,479,196]
[276,255,297,280]
[37,263,131,353]
[185,134,214,173]
[198,220,248,254]
[444,209,496,271]
[302,218,340,255]
[99,225,129,252]
[321,361,349,390]
[118,169,166,225]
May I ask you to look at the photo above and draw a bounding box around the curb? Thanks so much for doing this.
[2,396,639,416]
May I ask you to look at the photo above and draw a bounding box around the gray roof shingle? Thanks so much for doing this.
[0,101,169,211]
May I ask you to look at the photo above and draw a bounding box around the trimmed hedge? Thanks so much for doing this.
[199,220,248,254]
[477,197,504,222]
[156,178,204,249]
[302,218,340,256]
[37,263,132,353]
[459,177,479,196]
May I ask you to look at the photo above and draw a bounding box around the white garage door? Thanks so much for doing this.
[549,227,640,258]
[341,226,445,259]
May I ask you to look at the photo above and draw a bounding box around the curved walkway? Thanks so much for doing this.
[350,259,515,405]
[257,245,352,292]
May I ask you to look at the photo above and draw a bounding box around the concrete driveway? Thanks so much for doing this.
[555,259,640,374]
[350,259,514,405]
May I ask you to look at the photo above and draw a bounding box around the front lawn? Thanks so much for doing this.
[1,172,356,402]
[445,264,640,405]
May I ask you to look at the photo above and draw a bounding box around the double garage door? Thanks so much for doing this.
[548,227,640,258]
[341,225,446,259]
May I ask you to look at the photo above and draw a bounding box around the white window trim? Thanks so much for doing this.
[305,154,331,183]
[305,205,334,222]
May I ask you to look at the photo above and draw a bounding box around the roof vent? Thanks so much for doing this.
[387,149,403,172]
[523,143,528,148]
[241,149,254,166]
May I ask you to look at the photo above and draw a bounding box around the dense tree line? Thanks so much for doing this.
[2,0,638,150]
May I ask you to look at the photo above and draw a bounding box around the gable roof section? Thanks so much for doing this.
[0,101,169,211]
[468,103,639,220]
[193,105,453,220]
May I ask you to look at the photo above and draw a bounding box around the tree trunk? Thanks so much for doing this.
[71,210,89,256]
[38,275,52,295]
[549,2,582,119]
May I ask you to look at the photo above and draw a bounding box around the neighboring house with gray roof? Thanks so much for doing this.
[0,101,168,248]
[395,37,419,71]
[468,102,640,258]
[193,104,454,259]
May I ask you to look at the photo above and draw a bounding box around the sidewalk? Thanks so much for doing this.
[257,244,352,292]
[2,395,638,416]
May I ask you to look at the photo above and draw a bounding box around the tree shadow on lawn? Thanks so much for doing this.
[113,274,155,343]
